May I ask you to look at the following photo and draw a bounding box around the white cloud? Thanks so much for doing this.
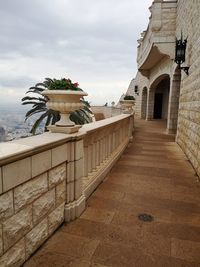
[0,0,152,105]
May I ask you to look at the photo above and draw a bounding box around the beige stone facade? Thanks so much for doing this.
[131,0,200,177]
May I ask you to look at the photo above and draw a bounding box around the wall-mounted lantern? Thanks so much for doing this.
[175,34,189,75]
[134,85,139,95]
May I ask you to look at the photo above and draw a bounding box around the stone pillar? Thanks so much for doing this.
[141,88,148,119]
[167,70,181,134]
[64,134,86,222]
[128,114,134,142]
[146,90,155,120]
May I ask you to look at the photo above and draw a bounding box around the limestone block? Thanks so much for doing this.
[75,179,83,200]
[68,142,75,162]
[52,143,68,168]
[56,180,66,206]
[14,173,48,212]
[74,158,84,180]
[2,157,31,192]
[83,146,88,176]
[66,182,70,204]
[3,206,32,251]
[32,150,51,178]
[69,182,75,202]
[0,190,13,222]
[48,203,64,235]
[25,218,48,259]
[0,168,2,194]
[0,224,2,256]
[33,189,55,224]
[0,238,25,267]
[75,139,84,160]
[48,163,66,189]
[67,161,74,183]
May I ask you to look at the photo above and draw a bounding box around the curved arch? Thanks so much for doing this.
[149,74,170,92]
[146,74,170,120]
[141,87,148,119]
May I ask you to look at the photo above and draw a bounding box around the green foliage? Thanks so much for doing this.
[22,78,93,135]
[124,95,135,100]
[28,77,83,91]
[48,78,82,91]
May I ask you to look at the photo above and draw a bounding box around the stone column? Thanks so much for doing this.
[146,90,155,120]
[167,70,181,134]
[64,134,86,222]
[141,88,148,119]
[128,114,134,142]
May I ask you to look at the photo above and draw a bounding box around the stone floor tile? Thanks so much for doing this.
[98,181,130,193]
[112,206,172,229]
[24,251,74,267]
[87,195,121,211]
[80,207,115,224]
[24,250,110,267]
[171,209,200,227]
[171,184,200,203]
[92,241,172,267]
[171,238,200,263]
[61,218,107,240]
[42,231,100,260]
[92,188,125,201]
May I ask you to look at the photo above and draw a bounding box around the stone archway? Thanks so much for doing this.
[146,74,170,121]
[141,87,148,119]
[167,68,181,134]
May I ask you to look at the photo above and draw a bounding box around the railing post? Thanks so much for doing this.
[64,133,86,222]
[128,113,134,142]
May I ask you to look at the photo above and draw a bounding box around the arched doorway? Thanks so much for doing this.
[141,87,147,119]
[167,68,181,134]
[146,74,170,121]
[153,77,170,119]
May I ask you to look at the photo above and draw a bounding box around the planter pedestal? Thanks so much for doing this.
[47,125,82,134]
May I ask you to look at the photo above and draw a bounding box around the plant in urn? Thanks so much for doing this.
[42,78,88,133]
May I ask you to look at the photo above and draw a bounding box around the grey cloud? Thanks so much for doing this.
[0,0,152,104]
[0,75,35,88]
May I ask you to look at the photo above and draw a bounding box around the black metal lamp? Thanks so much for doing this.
[134,85,139,95]
[175,34,189,75]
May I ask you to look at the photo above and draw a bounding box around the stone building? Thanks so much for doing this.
[131,0,200,177]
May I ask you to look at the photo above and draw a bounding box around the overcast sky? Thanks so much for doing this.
[0,0,152,106]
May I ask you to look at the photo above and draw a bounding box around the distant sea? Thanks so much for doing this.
[0,102,29,114]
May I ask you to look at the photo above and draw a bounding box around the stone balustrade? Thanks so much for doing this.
[0,113,133,266]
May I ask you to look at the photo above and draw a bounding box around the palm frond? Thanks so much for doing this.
[30,111,49,135]
[29,86,45,91]
[25,107,47,122]
[22,96,46,102]
[22,101,44,106]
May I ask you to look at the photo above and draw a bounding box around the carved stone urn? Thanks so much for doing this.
[120,100,135,114]
[42,90,88,133]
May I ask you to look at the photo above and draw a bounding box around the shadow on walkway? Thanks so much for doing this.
[25,119,200,267]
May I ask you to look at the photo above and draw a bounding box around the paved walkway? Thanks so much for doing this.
[25,119,200,267]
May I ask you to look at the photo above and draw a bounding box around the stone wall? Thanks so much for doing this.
[0,137,75,266]
[176,0,200,176]
[0,114,133,266]
[135,0,200,176]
